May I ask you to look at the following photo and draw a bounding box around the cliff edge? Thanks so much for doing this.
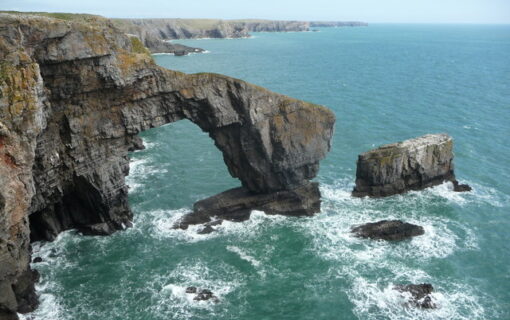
[0,13,335,318]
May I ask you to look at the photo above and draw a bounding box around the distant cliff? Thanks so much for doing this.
[310,21,368,27]
[112,18,368,53]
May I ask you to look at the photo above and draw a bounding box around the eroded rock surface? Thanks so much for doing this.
[351,220,424,241]
[0,13,334,317]
[352,134,469,197]
[175,182,321,230]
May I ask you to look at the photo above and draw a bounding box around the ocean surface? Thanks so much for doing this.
[26,25,510,320]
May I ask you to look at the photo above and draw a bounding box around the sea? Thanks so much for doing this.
[25,25,510,320]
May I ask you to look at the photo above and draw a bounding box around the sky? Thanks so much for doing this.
[1,0,510,23]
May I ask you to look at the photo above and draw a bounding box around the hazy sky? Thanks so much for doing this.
[2,0,510,23]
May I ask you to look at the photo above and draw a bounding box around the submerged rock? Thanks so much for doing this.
[351,220,424,241]
[197,220,223,234]
[175,182,321,230]
[352,134,466,197]
[194,289,219,303]
[185,287,219,303]
[185,286,197,294]
[394,283,437,309]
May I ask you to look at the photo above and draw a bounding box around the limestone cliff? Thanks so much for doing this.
[352,134,467,197]
[0,13,334,318]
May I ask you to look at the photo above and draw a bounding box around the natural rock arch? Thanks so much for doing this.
[0,13,335,317]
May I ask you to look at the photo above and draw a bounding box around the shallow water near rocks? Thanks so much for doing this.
[26,25,510,319]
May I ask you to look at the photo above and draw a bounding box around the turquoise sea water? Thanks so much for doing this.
[27,25,510,320]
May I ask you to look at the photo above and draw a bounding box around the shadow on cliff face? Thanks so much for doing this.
[29,176,131,242]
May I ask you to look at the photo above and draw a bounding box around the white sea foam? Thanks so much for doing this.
[149,260,242,319]
[349,278,487,320]
[146,209,286,243]
[19,293,68,320]
[126,156,169,193]
[226,246,261,268]
[413,181,506,208]
[295,180,491,319]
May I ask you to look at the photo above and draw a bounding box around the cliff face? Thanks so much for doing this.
[0,13,334,318]
[352,134,456,197]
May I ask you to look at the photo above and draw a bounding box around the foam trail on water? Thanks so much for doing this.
[145,209,287,243]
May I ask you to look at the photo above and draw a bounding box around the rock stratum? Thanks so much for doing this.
[352,134,469,197]
[0,13,335,318]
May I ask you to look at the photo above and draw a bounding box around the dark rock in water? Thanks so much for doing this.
[194,289,219,302]
[175,183,321,229]
[173,50,187,56]
[394,283,437,309]
[185,286,197,294]
[452,180,472,192]
[77,222,117,236]
[32,257,43,264]
[352,220,424,241]
[128,136,145,152]
[185,287,219,303]
[197,225,215,235]
[352,134,460,197]
[197,220,223,234]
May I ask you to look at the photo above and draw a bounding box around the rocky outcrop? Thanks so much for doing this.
[352,134,469,197]
[175,182,321,230]
[0,13,334,317]
[393,283,437,309]
[351,220,424,241]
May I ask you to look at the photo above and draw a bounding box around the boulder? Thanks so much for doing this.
[393,283,437,309]
[351,220,424,241]
[352,134,461,197]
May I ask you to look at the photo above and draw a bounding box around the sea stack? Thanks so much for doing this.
[352,134,469,197]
